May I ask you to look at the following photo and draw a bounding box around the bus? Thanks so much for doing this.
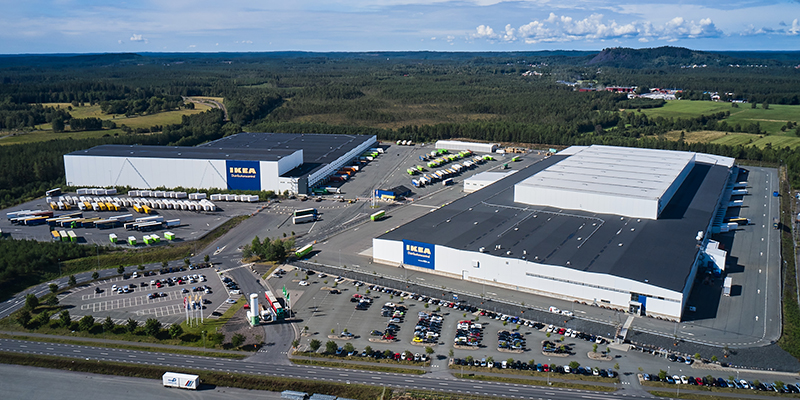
[51,231,61,241]
[295,244,313,258]
[294,208,318,218]
[46,188,62,197]
[370,210,385,221]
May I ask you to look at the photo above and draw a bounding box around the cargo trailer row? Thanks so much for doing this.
[412,156,486,188]
[128,190,188,199]
[129,198,216,212]
[76,188,117,195]
[208,194,259,202]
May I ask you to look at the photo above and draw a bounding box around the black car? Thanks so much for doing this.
[330,289,341,294]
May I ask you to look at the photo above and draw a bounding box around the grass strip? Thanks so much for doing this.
[457,373,617,392]
[398,389,506,400]
[294,350,430,367]
[0,351,387,400]
[448,364,619,383]
[291,358,425,374]
[0,333,246,359]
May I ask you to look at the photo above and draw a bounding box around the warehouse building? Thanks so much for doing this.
[373,145,735,320]
[64,132,376,194]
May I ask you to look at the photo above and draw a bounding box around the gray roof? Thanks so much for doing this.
[66,144,296,162]
[378,154,730,292]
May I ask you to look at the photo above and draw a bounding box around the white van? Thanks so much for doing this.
[549,306,560,314]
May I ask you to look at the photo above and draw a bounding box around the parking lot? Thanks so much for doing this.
[59,263,242,326]
[1,194,263,245]
[276,266,615,370]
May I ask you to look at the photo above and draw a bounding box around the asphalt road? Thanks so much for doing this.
[0,337,650,400]
[0,363,284,400]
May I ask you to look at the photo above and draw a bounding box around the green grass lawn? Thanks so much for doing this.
[640,101,800,136]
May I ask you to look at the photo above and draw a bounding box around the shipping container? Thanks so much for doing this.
[443,178,454,186]
[127,236,137,245]
[723,277,732,296]
[165,219,181,227]
[164,231,176,240]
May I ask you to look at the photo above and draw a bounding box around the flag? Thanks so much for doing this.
[282,285,287,297]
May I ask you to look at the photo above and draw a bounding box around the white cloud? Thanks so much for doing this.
[791,18,800,35]
[473,12,723,44]
[129,33,147,43]
[188,44,196,48]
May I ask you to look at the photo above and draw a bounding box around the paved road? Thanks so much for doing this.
[0,363,284,400]
[0,337,651,400]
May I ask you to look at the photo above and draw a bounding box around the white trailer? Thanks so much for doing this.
[723,277,732,296]
[162,372,200,390]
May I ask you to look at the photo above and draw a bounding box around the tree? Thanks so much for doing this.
[49,283,58,293]
[383,349,393,358]
[144,318,162,337]
[292,339,299,348]
[425,346,434,355]
[204,254,210,263]
[168,324,183,339]
[309,339,321,352]
[593,343,598,353]
[161,261,169,269]
[51,117,65,132]
[325,340,338,354]
[126,318,139,333]
[694,352,701,360]
[231,333,245,348]
[365,345,373,355]
[184,258,191,267]
[448,348,454,358]
[25,293,39,310]
[68,275,77,286]
[59,310,71,327]
[44,294,59,306]
[569,361,580,370]
[343,343,355,354]
[78,315,95,331]
[117,265,125,274]
[16,310,31,327]
[91,271,99,280]
[763,102,769,110]
[138,264,145,271]
[711,355,718,362]
[103,316,115,332]
[658,370,667,380]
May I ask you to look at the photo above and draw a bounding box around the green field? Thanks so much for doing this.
[640,100,800,136]
[0,102,214,146]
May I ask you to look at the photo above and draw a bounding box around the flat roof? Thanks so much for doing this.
[517,145,695,201]
[378,152,730,292]
[200,132,376,178]
[66,144,296,162]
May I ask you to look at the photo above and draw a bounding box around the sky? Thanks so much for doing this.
[0,0,798,54]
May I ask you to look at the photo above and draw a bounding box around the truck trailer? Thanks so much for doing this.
[162,372,200,390]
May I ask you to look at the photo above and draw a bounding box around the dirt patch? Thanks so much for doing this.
[218,305,264,350]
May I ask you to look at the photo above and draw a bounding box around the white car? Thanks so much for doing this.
[132,272,138,278]
[561,310,574,317]
[299,281,309,286]
[226,298,236,304]
[335,277,345,283]
[111,284,117,291]
[229,289,241,295]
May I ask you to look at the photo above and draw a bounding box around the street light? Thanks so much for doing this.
[547,358,551,385]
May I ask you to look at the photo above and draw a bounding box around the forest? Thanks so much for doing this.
[0,46,799,206]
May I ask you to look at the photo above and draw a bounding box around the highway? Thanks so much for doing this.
[0,337,645,400]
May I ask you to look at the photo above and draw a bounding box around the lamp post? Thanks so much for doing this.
[547,358,551,385]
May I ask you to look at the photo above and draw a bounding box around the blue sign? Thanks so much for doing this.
[226,160,260,191]
[403,239,435,269]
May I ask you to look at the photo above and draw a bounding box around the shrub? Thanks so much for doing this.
[309,339,321,352]
[78,315,95,332]
[231,333,245,348]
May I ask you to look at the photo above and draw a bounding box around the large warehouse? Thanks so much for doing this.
[64,132,376,194]
[373,145,735,320]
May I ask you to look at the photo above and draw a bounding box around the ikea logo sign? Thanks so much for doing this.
[226,160,260,191]
[229,167,257,175]
[403,239,434,269]
[406,245,431,255]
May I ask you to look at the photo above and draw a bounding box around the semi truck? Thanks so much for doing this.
[162,372,200,390]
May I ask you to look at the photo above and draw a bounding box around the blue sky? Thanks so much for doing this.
[1,0,797,53]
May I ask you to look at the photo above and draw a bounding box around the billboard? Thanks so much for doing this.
[226,160,260,191]
[403,239,435,269]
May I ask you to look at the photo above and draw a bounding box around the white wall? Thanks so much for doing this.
[436,140,497,153]
[515,184,659,220]
[373,237,685,319]
[65,155,229,189]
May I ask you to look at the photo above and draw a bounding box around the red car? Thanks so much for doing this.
[557,328,566,335]
[382,334,396,341]
[543,364,549,372]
